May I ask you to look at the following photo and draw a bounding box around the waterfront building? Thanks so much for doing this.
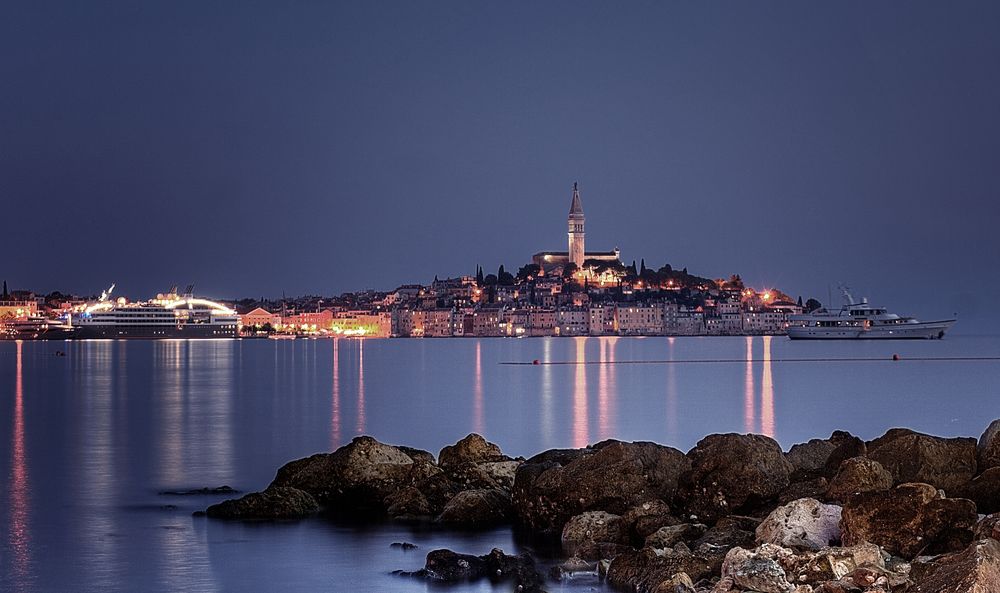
[528,308,557,337]
[556,307,589,336]
[532,183,621,274]
[588,303,617,335]
[280,310,333,332]
[332,311,392,337]
[0,298,36,320]
[472,305,504,337]
[423,309,456,337]
[241,307,280,328]
[617,303,665,335]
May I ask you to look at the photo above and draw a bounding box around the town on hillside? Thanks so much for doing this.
[1,184,821,339]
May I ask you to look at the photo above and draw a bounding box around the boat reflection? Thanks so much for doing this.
[331,338,341,449]
[572,337,589,448]
[742,336,777,438]
[9,340,30,584]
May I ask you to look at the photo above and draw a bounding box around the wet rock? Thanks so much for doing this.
[606,546,714,591]
[269,436,436,511]
[912,538,1000,593]
[390,541,418,550]
[756,498,842,551]
[721,544,795,593]
[204,486,318,519]
[438,433,507,467]
[561,510,629,560]
[513,440,690,534]
[623,499,681,540]
[840,482,977,558]
[977,419,1000,472]
[826,457,893,502]
[159,485,240,496]
[974,513,1000,540]
[548,556,595,581]
[678,433,793,523]
[956,466,1000,514]
[646,523,708,550]
[437,488,512,526]
[405,547,546,591]
[866,428,977,493]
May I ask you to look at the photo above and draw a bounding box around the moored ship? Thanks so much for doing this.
[0,315,77,340]
[787,288,955,340]
[72,285,239,339]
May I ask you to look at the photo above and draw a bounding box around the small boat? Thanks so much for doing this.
[787,288,955,340]
[0,315,77,340]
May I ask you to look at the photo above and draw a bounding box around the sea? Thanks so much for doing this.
[2,334,999,593]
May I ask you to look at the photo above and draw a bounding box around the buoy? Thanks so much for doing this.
[892,353,900,361]
[532,359,540,365]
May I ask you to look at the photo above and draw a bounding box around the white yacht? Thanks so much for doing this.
[71,285,239,339]
[787,288,955,340]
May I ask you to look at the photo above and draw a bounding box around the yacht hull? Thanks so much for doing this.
[788,320,955,340]
[72,324,238,339]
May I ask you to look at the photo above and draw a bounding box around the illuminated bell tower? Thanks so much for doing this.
[567,182,585,268]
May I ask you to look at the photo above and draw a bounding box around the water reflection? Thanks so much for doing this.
[356,340,366,435]
[9,340,30,584]
[597,338,617,441]
[665,337,678,440]
[761,336,775,438]
[572,338,589,448]
[473,341,485,435]
[540,338,554,449]
[744,337,754,433]
[331,339,341,449]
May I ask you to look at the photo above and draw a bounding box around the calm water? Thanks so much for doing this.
[2,335,1000,593]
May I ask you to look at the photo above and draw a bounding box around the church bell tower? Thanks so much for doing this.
[567,182,585,268]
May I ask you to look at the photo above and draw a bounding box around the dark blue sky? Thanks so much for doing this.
[3,2,999,321]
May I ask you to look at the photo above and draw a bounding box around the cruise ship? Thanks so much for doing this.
[72,286,239,339]
[787,288,955,340]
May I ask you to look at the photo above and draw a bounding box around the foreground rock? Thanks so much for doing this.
[678,433,792,522]
[437,488,512,525]
[866,428,977,493]
[512,440,689,534]
[606,546,714,591]
[840,482,977,558]
[721,544,795,593]
[825,457,893,502]
[912,538,1000,592]
[439,433,509,467]
[204,486,318,519]
[401,548,546,593]
[977,419,1000,472]
[560,510,629,560]
[755,498,842,551]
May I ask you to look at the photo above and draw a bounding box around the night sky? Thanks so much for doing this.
[3,2,999,323]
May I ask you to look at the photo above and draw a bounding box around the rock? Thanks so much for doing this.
[721,545,795,593]
[390,541,418,550]
[646,523,708,550]
[606,547,715,591]
[442,461,502,490]
[912,538,1000,593]
[826,457,893,502]
[866,428,977,493]
[204,486,318,519]
[560,510,629,559]
[756,498,842,551]
[478,460,521,490]
[549,556,595,581]
[779,477,829,504]
[269,436,435,511]
[783,543,887,585]
[513,440,690,534]
[956,466,1000,514]
[623,499,681,540]
[978,419,1000,472]
[787,439,839,475]
[974,513,1000,540]
[840,482,977,558]
[678,433,793,522]
[822,432,867,478]
[651,571,696,593]
[408,547,546,592]
[159,485,240,496]
[438,433,507,467]
[437,488,512,526]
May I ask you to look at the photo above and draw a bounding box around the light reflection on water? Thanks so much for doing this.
[2,335,1000,592]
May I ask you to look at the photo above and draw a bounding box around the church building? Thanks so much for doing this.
[532,183,621,274]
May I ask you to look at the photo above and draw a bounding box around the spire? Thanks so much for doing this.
[1,280,7,300]
[569,182,584,216]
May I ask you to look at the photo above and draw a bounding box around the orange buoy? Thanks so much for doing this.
[532,359,540,365]
[892,354,900,361]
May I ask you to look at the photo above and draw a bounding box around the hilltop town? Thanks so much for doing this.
[1,184,821,339]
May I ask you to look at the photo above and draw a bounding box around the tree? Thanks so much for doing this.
[476,266,484,286]
[640,259,646,275]
[497,265,514,286]
[562,263,578,279]
[805,298,822,313]
[516,264,541,283]
[483,274,498,286]
[797,296,803,307]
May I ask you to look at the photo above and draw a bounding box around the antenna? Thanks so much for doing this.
[184,284,195,297]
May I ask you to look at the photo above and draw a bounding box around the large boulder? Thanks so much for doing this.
[840,482,978,558]
[645,523,707,550]
[721,544,795,593]
[437,488,512,526]
[677,433,793,522]
[825,457,893,502]
[786,438,838,476]
[269,436,435,511]
[407,548,545,592]
[438,433,508,467]
[957,467,1000,514]
[866,428,977,493]
[204,486,318,519]
[622,499,680,540]
[977,419,1000,472]
[755,498,842,551]
[912,538,1000,593]
[606,546,715,591]
[513,440,690,534]
[560,510,630,559]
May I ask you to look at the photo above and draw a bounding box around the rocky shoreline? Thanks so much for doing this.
[201,424,1000,592]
